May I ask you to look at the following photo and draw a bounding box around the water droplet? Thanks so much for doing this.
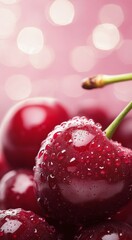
[34,228,38,233]
[48,174,57,190]
[115,158,121,166]
[57,149,66,160]
[38,149,44,158]
[43,151,48,161]
[51,153,56,160]
[53,131,62,139]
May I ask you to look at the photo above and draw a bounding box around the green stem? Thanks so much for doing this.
[103,73,132,85]
[105,101,132,139]
[82,73,132,89]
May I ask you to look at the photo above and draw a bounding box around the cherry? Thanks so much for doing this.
[0,169,42,216]
[0,208,57,239]
[73,222,132,240]
[34,102,132,226]
[0,153,10,180]
[0,97,69,169]
[76,100,110,129]
[113,117,132,150]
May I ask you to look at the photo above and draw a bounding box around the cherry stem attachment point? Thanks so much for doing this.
[82,73,132,90]
[104,101,132,139]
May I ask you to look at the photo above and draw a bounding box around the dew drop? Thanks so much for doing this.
[51,153,56,160]
[53,131,62,139]
[38,149,44,159]
[43,152,48,161]
[57,149,66,160]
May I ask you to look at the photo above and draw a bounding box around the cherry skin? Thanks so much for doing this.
[0,97,69,169]
[0,208,57,240]
[34,116,132,226]
[73,222,132,240]
[0,169,42,216]
[0,153,10,180]
[113,117,132,150]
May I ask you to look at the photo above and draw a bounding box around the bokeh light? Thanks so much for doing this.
[0,0,131,122]
[99,4,124,27]
[92,23,120,50]
[70,45,97,72]
[0,8,17,39]
[49,0,75,25]
[17,27,44,54]
[0,0,20,4]
[5,75,32,101]
[29,46,55,69]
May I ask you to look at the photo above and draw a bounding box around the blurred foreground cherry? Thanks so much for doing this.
[73,221,132,240]
[0,97,69,169]
[0,169,42,216]
[34,101,132,226]
[0,208,57,240]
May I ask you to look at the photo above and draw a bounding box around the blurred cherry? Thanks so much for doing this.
[0,169,43,216]
[0,97,69,169]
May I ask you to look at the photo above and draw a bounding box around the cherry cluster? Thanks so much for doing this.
[0,94,131,240]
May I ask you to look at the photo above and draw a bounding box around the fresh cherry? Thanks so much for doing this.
[0,208,57,239]
[0,169,42,216]
[73,221,132,240]
[34,102,132,226]
[0,97,69,169]
[0,153,10,180]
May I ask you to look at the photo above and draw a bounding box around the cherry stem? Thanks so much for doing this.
[82,73,132,89]
[105,101,132,139]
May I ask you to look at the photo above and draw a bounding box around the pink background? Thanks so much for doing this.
[0,0,132,121]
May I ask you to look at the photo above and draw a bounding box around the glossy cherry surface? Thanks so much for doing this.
[74,222,132,240]
[0,208,57,240]
[34,116,132,226]
[0,169,42,216]
[0,97,69,169]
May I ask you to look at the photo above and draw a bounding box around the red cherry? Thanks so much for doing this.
[0,153,10,180]
[0,208,57,240]
[0,169,42,216]
[34,116,132,226]
[113,117,132,150]
[0,97,69,169]
[74,222,132,240]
